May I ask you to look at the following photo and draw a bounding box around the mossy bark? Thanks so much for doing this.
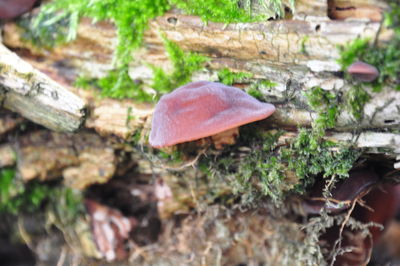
[0,0,399,265]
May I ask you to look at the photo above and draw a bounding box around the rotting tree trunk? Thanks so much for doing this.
[2,0,398,160]
[0,0,400,265]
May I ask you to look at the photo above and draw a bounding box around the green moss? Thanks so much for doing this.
[200,128,288,206]
[25,0,293,99]
[171,0,294,23]
[75,66,153,100]
[76,38,208,100]
[282,130,359,192]
[0,168,83,220]
[170,0,253,23]
[337,38,370,70]
[299,35,309,55]
[198,85,359,206]
[336,3,400,123]
[217,68,253,85]
[149,37,209,99]
[34,0,170,67]
[338,2,400,92]
[305,86,339,136]
[344,85,371,120]
[17,11,74,48]
[247,80,278,100]
[27,0,290,66]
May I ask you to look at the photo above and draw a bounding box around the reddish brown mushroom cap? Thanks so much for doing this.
[0,0,37,20]
[149,81,276,148]
[347,61,379,82]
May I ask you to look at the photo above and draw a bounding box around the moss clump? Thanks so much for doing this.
[170,0,254,23]
[287,87,359,189]
[339,37,400,92]
[149,37,209,99]
[76,38,208,100]
[75,67,152,100]
[17,12,74,48]
[24,0,293,100]
[28,0,289,65]
[246,80,278,100]
[200,128,288,206]
[282,129,359,191]
[199,86,358,206]
[35,0,170,67]
[0,168,83,220]
[217,68,253,85]
[344,85,371,120]
[305,86,339,136]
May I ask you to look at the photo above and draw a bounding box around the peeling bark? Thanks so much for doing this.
[0,44,86,132]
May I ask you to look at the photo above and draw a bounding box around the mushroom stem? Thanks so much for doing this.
[210,127,239,149]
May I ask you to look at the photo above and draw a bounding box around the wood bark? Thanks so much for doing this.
[0,43,86,132]
[2,0,398,160]
[1,1,400,265]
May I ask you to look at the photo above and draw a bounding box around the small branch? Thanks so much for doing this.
[0,43,86,132]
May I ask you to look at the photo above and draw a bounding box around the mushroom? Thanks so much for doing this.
[302,169,400,265]
[149,81,276,149]
[347,61,379,82]
[302,168,379,214]
[0,0,37,20]
[85,199,137,261]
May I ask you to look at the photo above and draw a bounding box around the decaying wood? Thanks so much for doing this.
[0,43,86,132]
[85,99,153,140]
[13,130,118,189]
[1,2,399,265]
[0,1,398,161]
[1,1,398,138]
[0,108,24,138]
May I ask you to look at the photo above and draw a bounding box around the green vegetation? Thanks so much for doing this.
[76,37,208,100]
[21,0,294,100]
[18,11,74,48]
[247,80,278,100]
[338,2,400,92]
[25,0,293,65]
[0,168,83,220]
[344,85,370,120]
[75,67,152,100]
[282,130,358,192]
[299,35,309,55]
[200,86,358,206]
[170,0,254,23]
[336,3,400,123]
[149,37,209,98]
[287,87,358,190]
[34,0,170,67]
[305,86,339,136]
[217,68,253,85]
[338,37,400,92]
